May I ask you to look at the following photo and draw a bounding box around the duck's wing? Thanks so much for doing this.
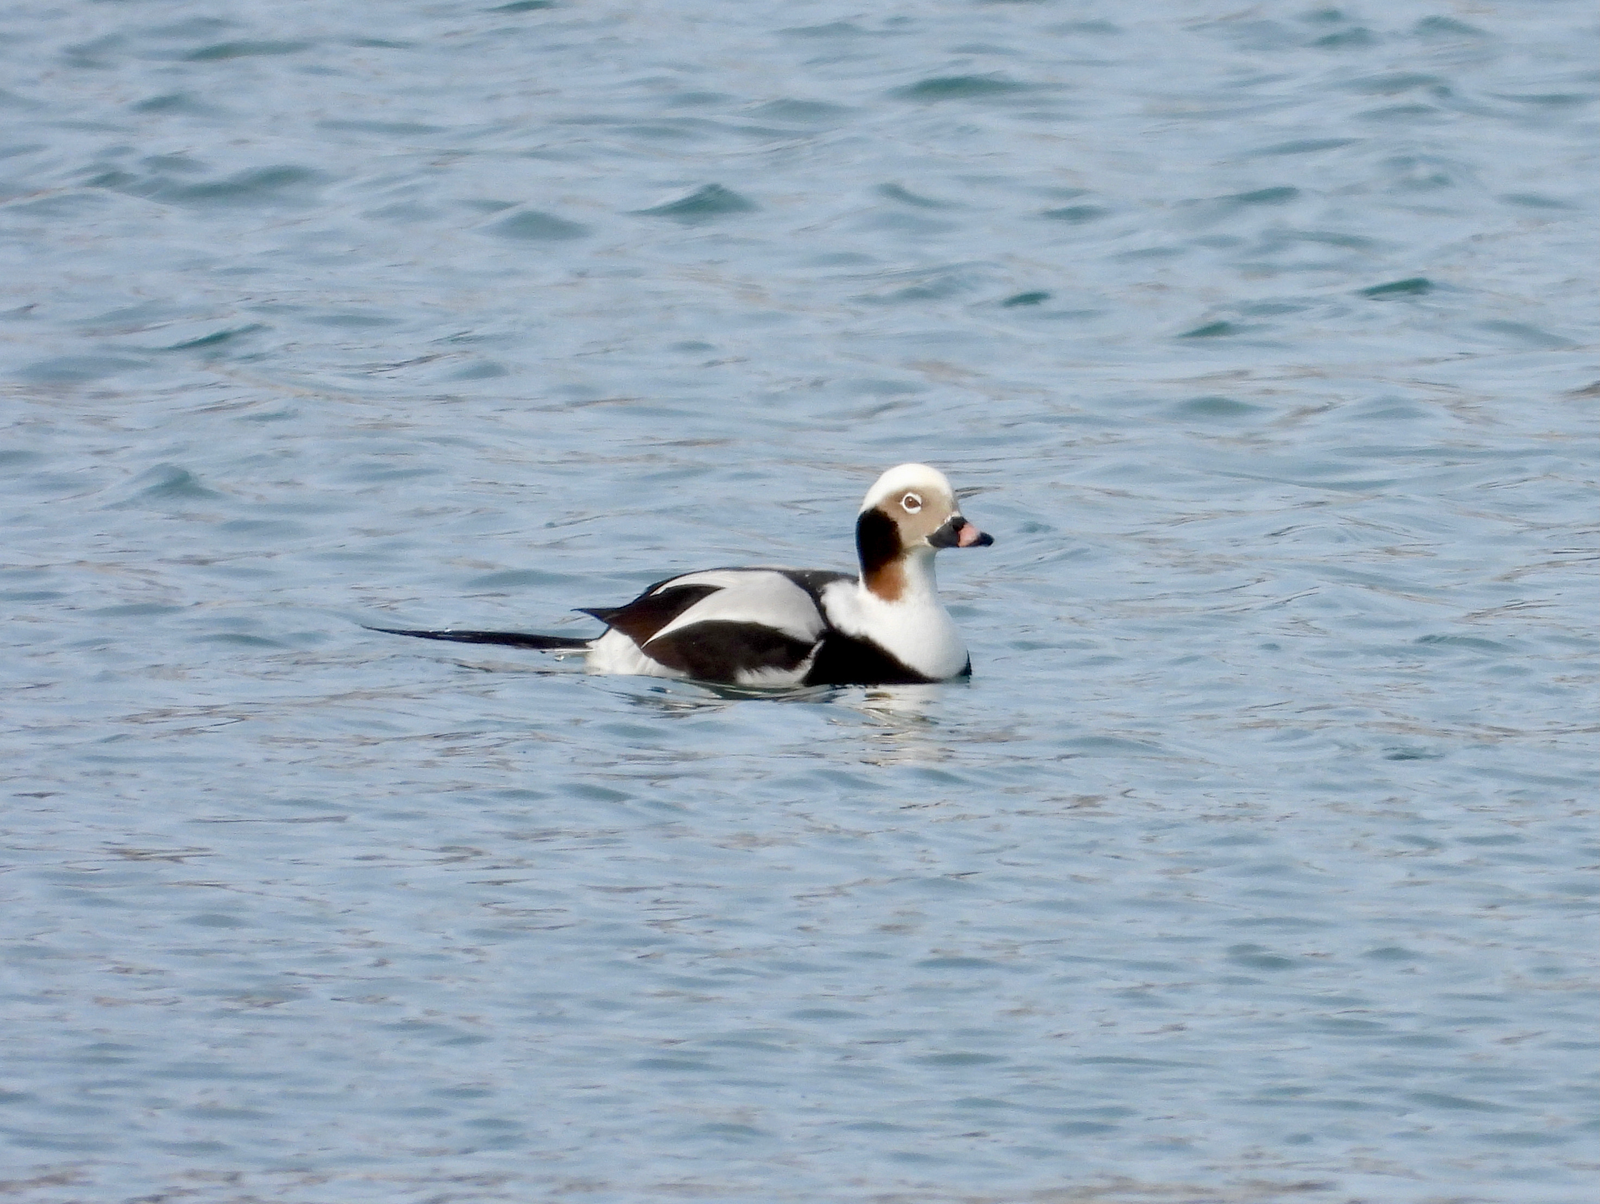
[772,567,855,599]
[608,568,835,685]
[578,580,722,645]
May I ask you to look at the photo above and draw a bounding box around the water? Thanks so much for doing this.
[2,1,1596,1201]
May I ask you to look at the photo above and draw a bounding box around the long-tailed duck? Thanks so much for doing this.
[371,463,993,687]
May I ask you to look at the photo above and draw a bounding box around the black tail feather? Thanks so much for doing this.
[367,626,592,651]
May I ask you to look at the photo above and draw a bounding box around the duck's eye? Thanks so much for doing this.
[900,492,922,513]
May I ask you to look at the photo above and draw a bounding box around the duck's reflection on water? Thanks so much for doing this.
[611,677,964,765]
[855,686,955,767]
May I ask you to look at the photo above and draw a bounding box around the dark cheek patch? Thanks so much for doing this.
[856,507,905,601]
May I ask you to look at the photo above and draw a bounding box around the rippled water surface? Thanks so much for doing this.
[2,2,1596,1201]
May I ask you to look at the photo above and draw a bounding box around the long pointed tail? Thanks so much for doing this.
[367,626,592,651]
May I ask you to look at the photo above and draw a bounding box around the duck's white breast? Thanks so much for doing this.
[820,579,969,681]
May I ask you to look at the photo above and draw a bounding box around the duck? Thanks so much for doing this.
[370,463,993,687]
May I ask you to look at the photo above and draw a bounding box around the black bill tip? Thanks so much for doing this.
[930,515,994,549]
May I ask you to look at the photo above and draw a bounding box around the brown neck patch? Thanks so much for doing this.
[865,560,906,602]
[857,507,905,602]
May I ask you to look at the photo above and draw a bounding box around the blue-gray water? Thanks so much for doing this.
[2,2,1596,1201]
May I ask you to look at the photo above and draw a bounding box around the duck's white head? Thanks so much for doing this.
[856,463,993,601]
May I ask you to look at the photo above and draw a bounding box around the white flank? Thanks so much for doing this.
[586,628,685,678]
[734,655,819,689]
